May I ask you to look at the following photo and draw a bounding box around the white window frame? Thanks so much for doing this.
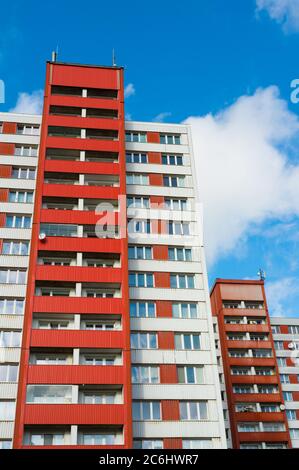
[168,247,192,262]
[0,298,24,315]
[129,272,154,288]
[161,154,183,165]
[12,167,36,180]
[9,190,34,203]
[127,196,150,209]
[179,401,208,421]
[163,175,185,187]
[2,240,29,256]
[172,302,198,319]
[170,274,195,289]
[0,269,26,284]
[126,152,148,164]
[126,173,149,185]
[131,366,159,384]
[130,301,156,318]
[14,145,38,157]
[132,401,161,421]
[6,214,31,229]
[131,332,157,349]
[175,333,201,350]
[165,198,188,211]
[128,245,152,260]
[125,132,147,143]
[177,366,204,384]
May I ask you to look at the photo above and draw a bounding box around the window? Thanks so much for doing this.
[9,190,33,203]
[79,390,115,404]
[182,440,212,449]
[14,145,38,157]
[170,274,195,289]
[131,366,159,383]
[80,354,115,366]
[168,247,192,262]
[6,215,31,228]
[287,410,296,420]
[265,443,288,449]
[255,368,274,376]
[40,223,77,237]
[0,401,16,420]
[238,423,259,432]
[17,124,39,135]
[240,443,262,449]
[180,401,208,420]
[280,374,290,384]
[0,364,18,382]
[160,134,180,145]
[289,325,299,334]
[79,432,116,445]
[233,385,254,394]
[252,349,272,358]
[231,367,251,376]
[126,173,149,185]
[163,175,185,187]
[277,357,287,367]
[127,196,150,209]
[125,132,147,143]
[81,320,116,331]
[283,392,293,401]
[129,272,154,288]
[172,303,198,319]
[126,152,147,164]
[0,330,21,347]
[290,429,299,439]
[260,404,280,413]
[168,221,190,235]
[162,154,183,165]
[257,385,278,394]
[2,241,29,255]
[175,333,201,350]
[38,320,70,330]
[12,167,36,180]
[0,298,24,315]
[0,441,12,449]
[128,219,151,234]
[0,269,26,284]
[130,301,155,318]
[128,246,152,260]
[164,198,187,211]
[34,354,69,365]
[177,366,204,384]
[29,432,65,446]
[26,385,72,404]
[131,333,157,349]
[229,350,248,358]
[271,325,281,334]
[274,341,284,350]
[133,440,163,449]
[133,401,161,421]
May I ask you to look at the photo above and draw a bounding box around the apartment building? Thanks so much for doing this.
[271,317,299,448]
[0,112,40,448]
[5,60,227,449]
[210,279,292,449]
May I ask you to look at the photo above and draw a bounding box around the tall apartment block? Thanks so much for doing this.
[0,112,41,448]
[271,317,299,448]
[210,279,292,449]
[0,60,226,449]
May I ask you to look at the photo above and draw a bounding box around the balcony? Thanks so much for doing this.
[30,329,124,349]
[27,364,125,384]
[23,404,125,425]
[32,295,124,315]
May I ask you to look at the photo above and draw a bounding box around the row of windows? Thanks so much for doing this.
[272,325,299,334]
[0,269,27,284]
[125,132,181,145]
[129,272,195,289]
[126,153,183,166]
[128,245,192,261]
[132,401,208,421]
[1,240,29,255]
[130,301,199,318]
[126,174,186,187]
[8,190,34,203]
[130,333,201,350]
[127,196,188,210]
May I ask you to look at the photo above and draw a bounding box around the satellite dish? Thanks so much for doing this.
[280,404,286,411]
[39,233,47,241]
[288,343,295,350]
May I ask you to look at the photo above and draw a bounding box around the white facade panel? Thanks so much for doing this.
[130,318,208,332]
[0,315,23,329]
[0,421,14,439]
[0,383,18,399]
[0,255,29,268]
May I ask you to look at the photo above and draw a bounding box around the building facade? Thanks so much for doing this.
[0,112,41,448]
[0,60,226,449]
[271,317,299,448]
[210,279,292,449]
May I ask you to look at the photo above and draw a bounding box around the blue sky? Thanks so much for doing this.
[1,0,299,316]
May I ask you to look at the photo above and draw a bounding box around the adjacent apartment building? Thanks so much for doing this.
[0,60,227,449]
[0,112,41,448]
[210,279,292,449]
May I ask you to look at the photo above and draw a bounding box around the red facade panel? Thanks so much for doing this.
[160,365,177,384]
[148,152,161,164]
[147,132,160,144]
[153,245,168,260]
[0,165,12,177]
[155,272,170,288]
[156,301,172,318]
[161,400,180,421]
[2,122,17,134]
[0,188,8,201]
[164,438,182,449]
[158,332,175,350]
[0,143,15,155]
[149,173,163,186]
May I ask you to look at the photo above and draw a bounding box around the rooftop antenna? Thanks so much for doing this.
[257,268,266,281]
[112,49,116,66]
[51,45,59,62]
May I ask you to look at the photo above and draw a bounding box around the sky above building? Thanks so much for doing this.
[1,0,299,317]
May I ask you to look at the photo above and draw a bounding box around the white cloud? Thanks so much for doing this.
[124,83,135,98]
[266,277,299,316]
[256,0,299,32]
[153,112,172,123]
[10,90,43,114]
[184,86,299,264]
